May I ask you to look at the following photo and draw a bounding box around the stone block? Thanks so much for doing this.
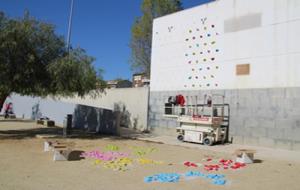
[258,137,276,148]
[275,119,296,129]
[267,128,285,139]
[269,88,286,98]
[250,127,268,138]
[285,87,300,98]
[274,139,293,150]
[244,118,259,128]
[284,128,300,141]
[257,118,275,128]
[231,135,244,144]
[243,137,259,146]
[291,141,300,151]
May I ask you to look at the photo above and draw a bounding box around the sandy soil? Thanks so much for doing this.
[0,121,300,190]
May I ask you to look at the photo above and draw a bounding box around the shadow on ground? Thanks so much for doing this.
[68,150,85,161]
[0,125,154,141]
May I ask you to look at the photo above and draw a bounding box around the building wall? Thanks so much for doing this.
[5,87,149,132]
[149,0,300,150]
[151,0,300,91]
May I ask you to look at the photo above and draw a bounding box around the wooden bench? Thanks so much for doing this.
[44,141,75,161]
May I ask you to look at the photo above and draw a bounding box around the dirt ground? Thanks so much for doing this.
[0,121,300,190]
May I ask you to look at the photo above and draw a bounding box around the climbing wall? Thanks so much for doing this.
[150,0,300,92]
[183,17,221,89]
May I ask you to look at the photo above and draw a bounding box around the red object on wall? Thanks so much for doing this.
[176,95,185,106]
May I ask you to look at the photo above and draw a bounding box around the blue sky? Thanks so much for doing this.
[0,0,212,80]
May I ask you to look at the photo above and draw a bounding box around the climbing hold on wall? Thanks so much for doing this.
[211,57,215,61]
[196,60,199,63]
[196,44,199,47]
[204,26,207,30]
[192,68,195,71]
[207,67,210,70]
[199,68,202,71]
[189,45,192,48]
[207,50,211,53]
[200,51,203,54]
[200,35,203,38]
[188,61,191,64]
[185,38,189,41]
[203,58,207,62]
[203,76,206,79]
[204,43,207,46]
[193,52,196,55]
[211,24,215,28]
[216,49,219,52]
[215,84,218,87]
[207,83,210,86]
[211,41,216,45]
[189,30,192,33]
[216,66,219,69]
[207,34,211,37]
[192,36,196,40]
[188,76,192,79]
[192,84,195,87]
[196,28,200,31]
[185,53,188,56]
[211,75,214,78]
[195,76,198,79]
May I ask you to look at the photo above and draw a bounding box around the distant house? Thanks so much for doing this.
[106,79,132,89]
[132,73,150,87]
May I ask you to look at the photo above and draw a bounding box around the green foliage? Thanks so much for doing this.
[0,11,103,102]
[130,0,182,76]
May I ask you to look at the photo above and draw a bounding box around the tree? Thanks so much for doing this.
[0,11,103,110]
[130,0,183,76]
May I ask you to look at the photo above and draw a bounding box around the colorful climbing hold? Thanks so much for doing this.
[211,57,215,61]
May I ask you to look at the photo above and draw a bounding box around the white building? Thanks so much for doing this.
[149,0,300,150]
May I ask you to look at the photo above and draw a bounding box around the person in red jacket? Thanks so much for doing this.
[4,102,13,118]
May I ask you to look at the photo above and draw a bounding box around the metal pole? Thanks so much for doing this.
[67,0,74,53]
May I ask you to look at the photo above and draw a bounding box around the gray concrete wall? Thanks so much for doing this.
[149,87,300,151]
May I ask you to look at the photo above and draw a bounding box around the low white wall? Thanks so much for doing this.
[61,87,149,130]
[4,87,149,130]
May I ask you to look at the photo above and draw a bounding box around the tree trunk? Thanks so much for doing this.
[0,93,9,113]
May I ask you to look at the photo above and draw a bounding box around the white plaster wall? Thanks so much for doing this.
[3,88,149,130]
[150,0,300,91]
[4,95,75,125]
[60,87,149,130]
